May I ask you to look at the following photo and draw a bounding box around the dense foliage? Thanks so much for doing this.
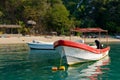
[0,0,120,35]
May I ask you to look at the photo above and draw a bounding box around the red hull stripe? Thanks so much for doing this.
[54,40,110,54]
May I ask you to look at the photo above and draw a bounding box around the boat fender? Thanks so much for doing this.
[59,66,65,71]
[52,66,58,71]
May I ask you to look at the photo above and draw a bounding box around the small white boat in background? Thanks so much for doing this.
[27,40,54,50]
[115,35,120,39]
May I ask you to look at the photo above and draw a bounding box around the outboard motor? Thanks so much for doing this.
[95,40,103,49]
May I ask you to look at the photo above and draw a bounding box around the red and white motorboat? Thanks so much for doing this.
[54,28,110,65]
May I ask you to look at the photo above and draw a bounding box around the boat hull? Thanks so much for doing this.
[56,46,109,65]
[27,42,54,50]
[54,40,110,65]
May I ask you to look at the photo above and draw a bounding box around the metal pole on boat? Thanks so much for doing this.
[99,31,101,42]
[83,32,86,43]
[106,31,108,46]
[70,29,73,40]
[99,31,101,53]
[70,33,71,40]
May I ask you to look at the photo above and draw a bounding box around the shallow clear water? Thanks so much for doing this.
[0,43,120,80]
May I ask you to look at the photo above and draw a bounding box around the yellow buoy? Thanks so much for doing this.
[59,66,65,71]
[52,66,58,71]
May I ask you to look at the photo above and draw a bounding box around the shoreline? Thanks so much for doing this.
[0,36,120,44]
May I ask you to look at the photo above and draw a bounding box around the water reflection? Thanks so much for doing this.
[29,50,110,80]
[28,50,60,64]
[28,50,68,80]
[0,49,110,80]
[67,56,110,80]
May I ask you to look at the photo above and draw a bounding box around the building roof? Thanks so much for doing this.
[71,28,108,33]
[0,25,21,28]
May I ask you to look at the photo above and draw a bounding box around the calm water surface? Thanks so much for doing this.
[0,43,120,80]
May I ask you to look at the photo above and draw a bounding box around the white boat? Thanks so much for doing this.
[54,28,110,65]
[115,35,120,39]
[27,40,54,50]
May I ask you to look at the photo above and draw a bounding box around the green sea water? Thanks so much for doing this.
[0,43,120,80]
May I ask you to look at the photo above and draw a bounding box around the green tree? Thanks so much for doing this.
[0,0,25,24]
[63,0,120,33]
[45,0,73,35]
[22,0,50,33]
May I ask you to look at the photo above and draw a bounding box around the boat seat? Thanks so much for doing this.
[95,40,103,49]
[76,39,84,43]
